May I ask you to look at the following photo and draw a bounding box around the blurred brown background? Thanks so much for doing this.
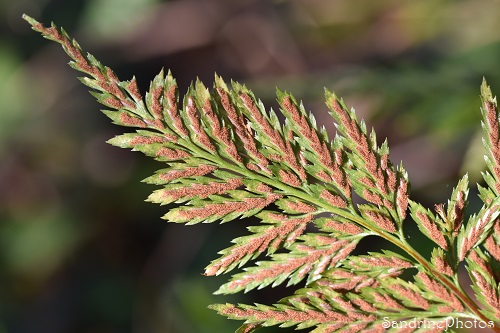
[2,0,500,332]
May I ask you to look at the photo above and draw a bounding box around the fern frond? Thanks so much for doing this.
[25,14,500,333]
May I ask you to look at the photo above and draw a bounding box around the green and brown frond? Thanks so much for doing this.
[24,14,500,333]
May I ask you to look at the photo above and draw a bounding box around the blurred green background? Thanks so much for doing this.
[1,0,500,332]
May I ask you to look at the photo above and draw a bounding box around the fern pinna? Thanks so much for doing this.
[25,15,500,333]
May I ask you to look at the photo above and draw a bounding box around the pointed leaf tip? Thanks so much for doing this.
[22,14,40,27]
[481,78,496,104]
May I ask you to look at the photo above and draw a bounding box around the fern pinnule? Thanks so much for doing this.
[443,174,468,235]
[317,251,412,292]
[481,78,500,197]
[315,216,363,236]
[431,247,454,276]
[147,177,243,205]
[24,14,500,333]
[414,272,465,312]
[383,279,431,310]
[409,201,450,250]
[485,222,500,261]
[466,249,500,320]
[457,202,500,261]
